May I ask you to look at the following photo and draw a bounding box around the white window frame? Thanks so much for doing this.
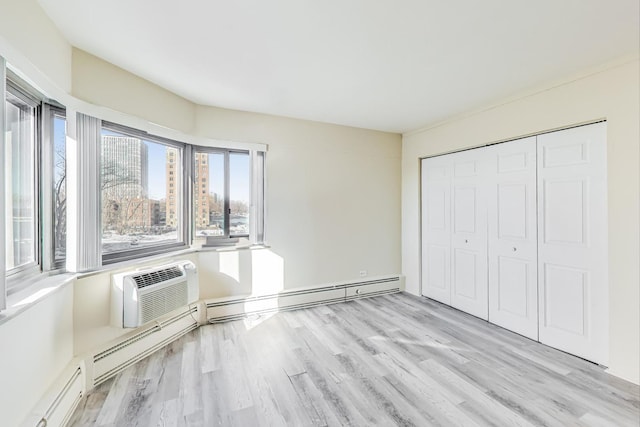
[0,56,6,310]
[41,104,67,271]
[4,70,43,292]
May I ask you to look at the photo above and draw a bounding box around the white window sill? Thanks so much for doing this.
[77,247,198,279]
[0,273,75,326]
[195,242,270,252]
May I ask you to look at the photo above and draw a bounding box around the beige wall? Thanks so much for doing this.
[69,50,401,354]
[402,58,640,384]
[195,105,402,289]
[72,49,196,134]
[0,0,71,94]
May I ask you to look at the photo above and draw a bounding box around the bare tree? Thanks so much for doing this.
[54,147,66,258]
[101,159,146,236]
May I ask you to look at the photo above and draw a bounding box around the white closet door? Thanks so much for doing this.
[450,148,488,320]
[537,122,608,365]
[487,137,538,340]
[421,155,452,304]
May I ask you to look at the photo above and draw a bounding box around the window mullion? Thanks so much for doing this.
[223,150,231,237]
[41,104,54,271]
[184,144,193,246]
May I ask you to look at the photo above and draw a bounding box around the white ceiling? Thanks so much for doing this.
[38,0,639,133]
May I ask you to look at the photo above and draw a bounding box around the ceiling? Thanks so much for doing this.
[38,0,639,133]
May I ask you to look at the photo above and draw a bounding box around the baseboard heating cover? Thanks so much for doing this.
[92,306,199,386]
[22,362,84,427]
[206,276,403,323]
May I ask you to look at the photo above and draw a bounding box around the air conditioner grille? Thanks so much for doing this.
[140,281,189,324]
[132,266,183,289]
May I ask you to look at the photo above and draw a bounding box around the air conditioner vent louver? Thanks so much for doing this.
[140,281,189,324]
[132,266,183,288]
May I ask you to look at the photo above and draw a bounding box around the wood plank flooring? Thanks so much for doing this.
[69,293,640,426]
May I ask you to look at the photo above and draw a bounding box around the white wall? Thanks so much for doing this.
[402,58,640,384]
[0,2,76,425]
[0,284,74,427]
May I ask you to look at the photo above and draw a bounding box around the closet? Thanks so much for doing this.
[420,122,608,365]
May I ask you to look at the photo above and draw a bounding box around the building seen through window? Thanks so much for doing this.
[101,128,182,254]
[194,150,250,238]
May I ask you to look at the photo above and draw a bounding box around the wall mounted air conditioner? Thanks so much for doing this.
[111,260,198,328]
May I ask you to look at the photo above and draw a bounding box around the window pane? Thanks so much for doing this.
[101,129,181,253]
[195,152,225,237]
[4,95,35,270]
[53,115,66,262]
[230,152,250,236]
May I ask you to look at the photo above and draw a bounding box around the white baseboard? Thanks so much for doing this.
[206,276,403,322]
[91,305,200,387]
[605,367,640,385]
[21,360,85,427]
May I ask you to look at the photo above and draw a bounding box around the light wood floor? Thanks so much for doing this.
[69,293,640,426]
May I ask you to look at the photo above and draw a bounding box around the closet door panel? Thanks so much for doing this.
[421,156,452,304]
[487,137,538,339]
[450,149,488,320]
[537,122,608,365]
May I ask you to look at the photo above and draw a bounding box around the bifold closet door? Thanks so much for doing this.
[487,137,538,340]
[421,155,452,304]
[450,149,488,320]
[537,122,608,365]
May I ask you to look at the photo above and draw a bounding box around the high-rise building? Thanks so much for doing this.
[166,151,210,231]
[194,153,210,228]
[102,135,148,199]
[166,149,178,227]
[101,135,149,231]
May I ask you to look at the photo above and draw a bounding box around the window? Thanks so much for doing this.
[50,108,67,268]
[4,78,39,276]
[2,65,68,292]
[100,123,187,261]
[194,149,251,240]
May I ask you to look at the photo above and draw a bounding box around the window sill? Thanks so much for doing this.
[0,273,75,326]
[78,247,197,279]
[195,241,270,252]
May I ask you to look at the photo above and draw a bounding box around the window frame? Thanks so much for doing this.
[100,121,189,264]
[192,146,251,243]
[4,73,42,290]
[41,104,67,271]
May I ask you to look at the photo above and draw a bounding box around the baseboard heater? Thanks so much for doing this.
[22,363,84,427]
[206,276,402,323]
[92,306,198,386]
